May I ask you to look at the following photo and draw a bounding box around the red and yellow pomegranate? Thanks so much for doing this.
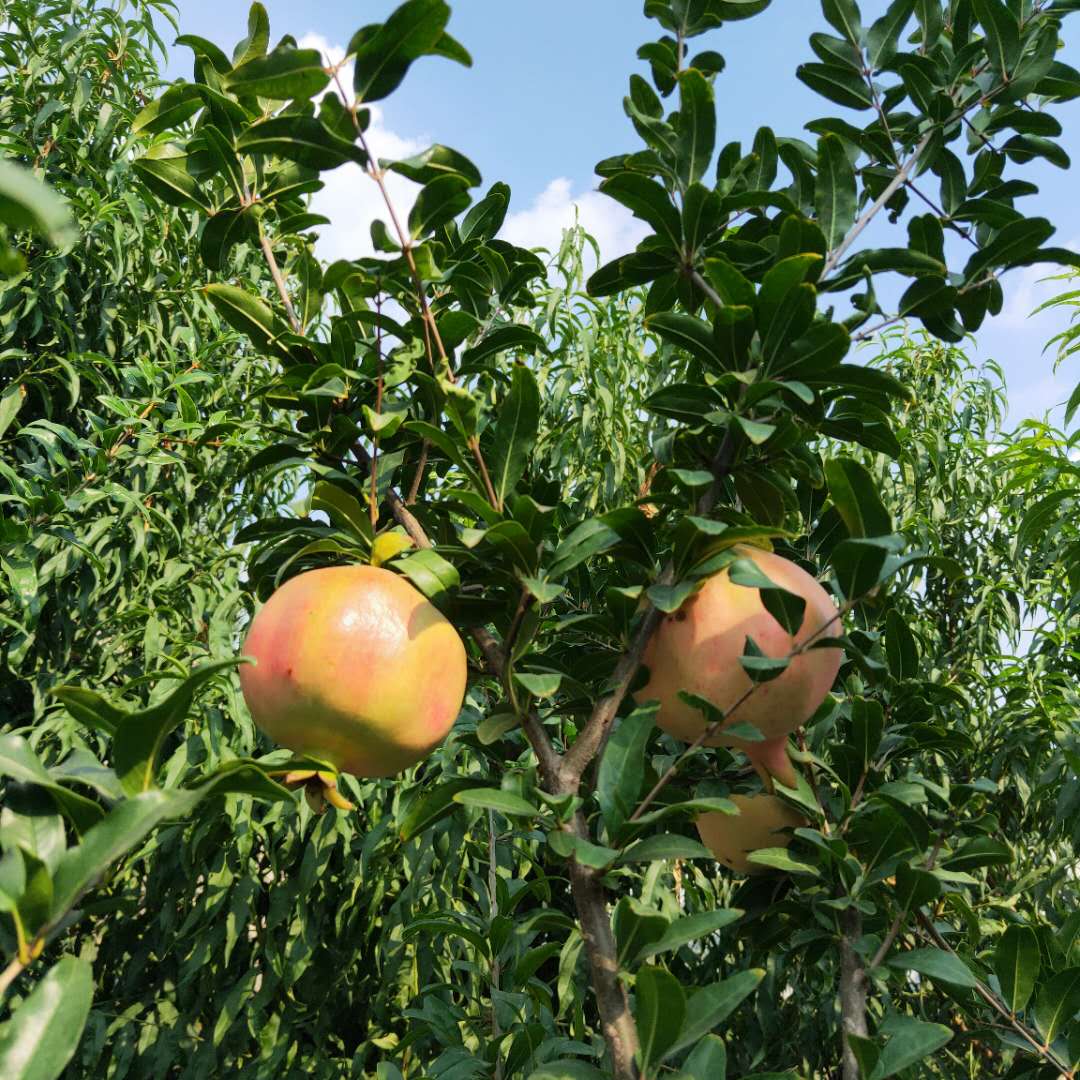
[697,793,808,875]
[239,565,467,777]
[637,545,842,785]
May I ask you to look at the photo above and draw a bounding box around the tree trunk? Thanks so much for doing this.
[568,859,640,1079]
[839,907,868,1080]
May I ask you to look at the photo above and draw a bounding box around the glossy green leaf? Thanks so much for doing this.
[453,788,540,818]
[816,133,857,252]
[825,457,893,537]
[664,970,765,1059]
[637,965,686,1071]
[993,925,1040,1014]
[1034,967,1080,1044]
[0,956,93,1080]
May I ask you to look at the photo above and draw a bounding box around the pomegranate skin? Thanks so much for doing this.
[239,565,467,777]
[637,546,842,747]
[697,793,808,875]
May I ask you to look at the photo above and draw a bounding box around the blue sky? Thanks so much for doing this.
[163,2,1080,425]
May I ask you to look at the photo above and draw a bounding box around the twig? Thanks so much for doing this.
[915,912,1074,1078]
[328,66,501,510]
[258,224,301,333]
[0,954,27,999]
[560,433,739,794]
[822,131,935,280]
[406,439,430,505]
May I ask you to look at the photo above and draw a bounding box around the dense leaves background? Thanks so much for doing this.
[2,0,1080,1078]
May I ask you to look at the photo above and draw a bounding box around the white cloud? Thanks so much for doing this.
[292,37,648,267]
[501,177,649,264]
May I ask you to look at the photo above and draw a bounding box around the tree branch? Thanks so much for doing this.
[258,224,302,334]
[822,131,934,280]
[566,826,641,1079]
[840,907,869,1080]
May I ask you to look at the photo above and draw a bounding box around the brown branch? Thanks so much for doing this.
[840,906,869,1080]
[406,439,430,505]
[0,954,27,999]
[866,837,944,974]
[566,824,641,1079]
[559,592,669,791]
[822,130,935,280]
[329,67,501,511]
[258,225,301,333]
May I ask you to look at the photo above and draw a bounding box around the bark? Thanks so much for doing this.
[839,907,868,1080]
[568,858,640,1079]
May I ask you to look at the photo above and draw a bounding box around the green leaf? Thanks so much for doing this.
[885,947,979,988]
[0,161,75,249]
[825,457,893,537]
[515,672,563,698]
[677,69,716,187]
[619,835,714,863]
[237,116,365,170]
[746,847,820,874]
[452,788,540,818]
[597,705,657,835]
[664,970,765,1059]
[132,153,209,211]
[352,0,459,103]
[637,966,687,1072]
[873,1017,952,1078]
[386,144,483,187]
[398,778,486,841]
[646,312,725,369]
[866,0,915,69]
[633,910,744,966]
[310,481,374,543]
[131,83,204,135]
[0,383,26,438]
[393,547,459,606]
[489,365,541,507]
[0,956,93,1080]
[971,0,1020,79]
[963,217,1055,284]
[232,3,270,67]
[408,174,470,237]
[797,63,873,110]
[0,736,103,834]
[527,1063,607,1080]
[847,1034,880,1079]
[204,283,294,360]
[50,790,195,918]
[680,1035,728,1080]
[226,47,330,100]
[110,658,247,795]
[597,173,682,246]
[1034,967,1080,1044]
[816,134,857,252]
[993,925,1040,1014]
[548,832,620,869]
[822,0,863,44]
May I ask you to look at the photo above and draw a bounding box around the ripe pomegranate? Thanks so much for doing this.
[239,565,467,777]
[637,545,841,783]
[697,794,808,875]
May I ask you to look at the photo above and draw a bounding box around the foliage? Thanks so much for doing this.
[2,1,1080,1078]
